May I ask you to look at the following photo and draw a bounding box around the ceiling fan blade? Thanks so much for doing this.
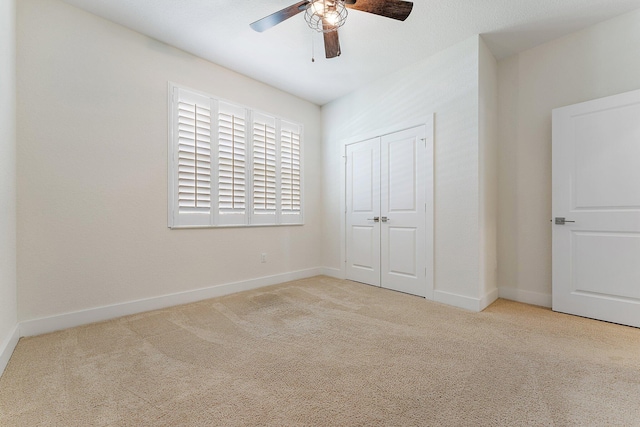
[250,1,310,32]
[323,24,341,59]
[346,0,413,21]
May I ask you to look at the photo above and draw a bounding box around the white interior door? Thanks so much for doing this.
[346,125,431,298]
[381,127,427,297]
[346,138,381,286]
[552,89,640,328]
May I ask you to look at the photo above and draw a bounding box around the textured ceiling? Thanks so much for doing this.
[60,0,640,105]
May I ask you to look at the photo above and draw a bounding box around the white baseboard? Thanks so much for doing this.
[320,267,344,279]
[0,324,20,377]
[432,288,499,312]
[434,290,485,312]
[499,287,552,308]
[479,288,500,311]
[20,268,323,337]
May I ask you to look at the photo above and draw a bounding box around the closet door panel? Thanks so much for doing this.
[381,126,427,297]
[345,138,381,286]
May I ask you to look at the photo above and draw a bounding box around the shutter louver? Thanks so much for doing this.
[169,86,213,228]
[253,114,277,216]
[177,101,212,213]
[218,102,248,224]
[281,125,301,214]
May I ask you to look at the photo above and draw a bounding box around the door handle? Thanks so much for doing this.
[381,217,390,222]
[554,217,575,225]
[367,217,380,222]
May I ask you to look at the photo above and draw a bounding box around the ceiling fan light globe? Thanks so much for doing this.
[311,2,325,16]
[304,0,348,32]
[325,11,340,26]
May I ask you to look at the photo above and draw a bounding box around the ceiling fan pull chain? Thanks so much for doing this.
[311,30,315,62]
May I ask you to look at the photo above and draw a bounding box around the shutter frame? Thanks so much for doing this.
[169,83,213,228]
[217,101,249,226]
[280,120,303,225]
[252,112,278,225]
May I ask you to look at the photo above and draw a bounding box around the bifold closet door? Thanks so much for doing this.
[345,125,428,297]
[345,138,381,286]
[380,126,427,297]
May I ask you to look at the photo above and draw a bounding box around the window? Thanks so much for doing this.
[168,83,303,228]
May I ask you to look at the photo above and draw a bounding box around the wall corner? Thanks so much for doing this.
[477,35,499,303]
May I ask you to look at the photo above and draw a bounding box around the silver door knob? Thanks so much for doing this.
[381,216,390,222]
[367,217,380,222]
[554,217,575,225]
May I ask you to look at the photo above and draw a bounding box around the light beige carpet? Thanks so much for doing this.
[1,276,639,426]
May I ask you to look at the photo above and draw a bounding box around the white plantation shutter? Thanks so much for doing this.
[169,87,212,227]
[280,121,303,224]
[168,84,303,228]
[217,101,248,225]
[252,112,277,224]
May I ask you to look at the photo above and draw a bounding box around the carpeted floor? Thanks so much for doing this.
[1,276,639,426]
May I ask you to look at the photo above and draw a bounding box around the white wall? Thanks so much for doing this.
[497,9,640,306]
[17,0,322,324]
[322,36,496,310]
[0,0,19,372]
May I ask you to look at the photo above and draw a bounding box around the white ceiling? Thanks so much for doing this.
[61,0,640,105]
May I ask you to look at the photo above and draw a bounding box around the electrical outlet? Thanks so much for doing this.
[260,253,267,263]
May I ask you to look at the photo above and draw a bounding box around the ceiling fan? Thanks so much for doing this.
[250,0,413,59]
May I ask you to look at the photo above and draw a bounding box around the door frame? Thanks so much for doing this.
[340,116,435,300]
